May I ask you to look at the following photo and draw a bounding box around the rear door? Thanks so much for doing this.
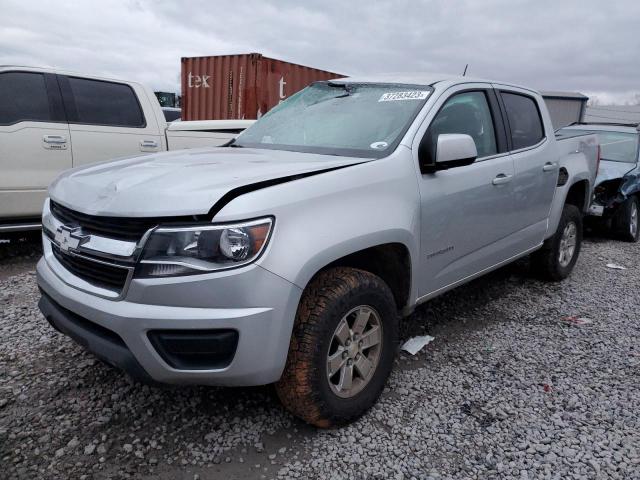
[496,86,558,248]
[0,70,71,220]
[59,76,163,166]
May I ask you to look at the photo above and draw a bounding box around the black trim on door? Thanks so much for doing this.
[44,73,66,123]
[487,89,508,153]
[494,90,513,151]
[57,75,79,123]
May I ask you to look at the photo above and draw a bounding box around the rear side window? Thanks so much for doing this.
[67,77,145,127]
[501,92,544,150]
[0,72,52,125]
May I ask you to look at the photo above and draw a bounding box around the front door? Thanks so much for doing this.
[414,87,519,297]
[0,71,72,219]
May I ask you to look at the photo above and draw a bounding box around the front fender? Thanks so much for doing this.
[212,149,421,299]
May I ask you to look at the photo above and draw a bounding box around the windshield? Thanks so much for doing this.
[233,82,432,158]
[562,129,639,163]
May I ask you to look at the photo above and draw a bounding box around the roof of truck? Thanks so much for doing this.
[0,65,136,85]
[332,73,539,94]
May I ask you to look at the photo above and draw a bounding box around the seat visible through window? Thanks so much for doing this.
[428,91,498,160]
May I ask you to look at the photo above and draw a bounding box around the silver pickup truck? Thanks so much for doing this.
[36,74,599,427]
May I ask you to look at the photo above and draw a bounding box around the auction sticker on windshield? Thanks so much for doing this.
[378,91,430,102]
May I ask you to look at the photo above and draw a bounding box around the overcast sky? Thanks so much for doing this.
[2,0,638,104]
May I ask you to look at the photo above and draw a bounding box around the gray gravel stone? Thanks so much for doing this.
[1,235,639,479]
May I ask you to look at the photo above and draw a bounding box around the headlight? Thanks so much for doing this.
[136,218,273,278]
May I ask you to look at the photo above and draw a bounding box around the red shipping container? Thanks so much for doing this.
[181,53,343,121]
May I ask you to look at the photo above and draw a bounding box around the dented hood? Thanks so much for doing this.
[49,147,368,217]
[595,160,636,185]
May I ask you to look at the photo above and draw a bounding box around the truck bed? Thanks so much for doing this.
[545,132,599,239]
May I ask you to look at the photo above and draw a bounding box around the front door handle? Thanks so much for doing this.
[543,162,557,172]
[492,173,513,186]
[140,140,158,148]
[42,135,68,150]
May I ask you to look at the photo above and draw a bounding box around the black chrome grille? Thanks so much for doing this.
[50,201,202,242]
[52,245,130,293]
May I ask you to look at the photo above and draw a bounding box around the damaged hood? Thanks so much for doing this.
[595,160,636,185]
[49,147,368,217]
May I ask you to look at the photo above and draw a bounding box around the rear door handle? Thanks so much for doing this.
[543,162,557,172]
[492,173,513,186]
[43,135,67,144]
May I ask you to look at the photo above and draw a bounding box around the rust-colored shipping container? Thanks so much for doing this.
[181,53,343,121]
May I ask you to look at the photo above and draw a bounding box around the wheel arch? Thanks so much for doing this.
[546,177,591,241]
[564,179,590,213]
[297,239,414,312]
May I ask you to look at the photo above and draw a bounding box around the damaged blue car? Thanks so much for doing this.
[559,123,640,242]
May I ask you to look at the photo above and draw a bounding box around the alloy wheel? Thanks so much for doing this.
[326,306,383,398]
[630,202,638,238]
[558,221,577,268]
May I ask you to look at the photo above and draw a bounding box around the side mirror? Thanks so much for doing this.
[420,133,478,173]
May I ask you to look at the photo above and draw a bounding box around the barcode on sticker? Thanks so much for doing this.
[379,91,430,102]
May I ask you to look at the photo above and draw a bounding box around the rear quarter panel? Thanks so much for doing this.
[546,133,598,238]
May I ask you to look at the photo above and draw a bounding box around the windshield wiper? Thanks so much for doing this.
[307,84,354,107]
[225,138,243,148]
[327,82,353,98]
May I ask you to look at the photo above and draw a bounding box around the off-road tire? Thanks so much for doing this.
[275,267,398,427]
[531,204,582,281]
[613,196,640,242]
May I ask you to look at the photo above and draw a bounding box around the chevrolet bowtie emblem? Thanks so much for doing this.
[55,226,90,253]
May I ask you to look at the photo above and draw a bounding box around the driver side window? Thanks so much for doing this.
[427,91,498,161]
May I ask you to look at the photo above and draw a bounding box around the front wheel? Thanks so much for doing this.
[613,196,640,242]
[275,267,398,427]
[531,204,583,281]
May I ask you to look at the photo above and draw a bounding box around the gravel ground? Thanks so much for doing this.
[0,234,42,280]
[1,235,638,479]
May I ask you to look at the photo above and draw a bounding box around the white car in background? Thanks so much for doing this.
[0,66,253,232]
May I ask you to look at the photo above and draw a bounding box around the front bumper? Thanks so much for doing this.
[37,254,302,386]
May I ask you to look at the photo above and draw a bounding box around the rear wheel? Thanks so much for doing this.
[275,267,398,427]
[613,196,639,242]
[531,204,582,281]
